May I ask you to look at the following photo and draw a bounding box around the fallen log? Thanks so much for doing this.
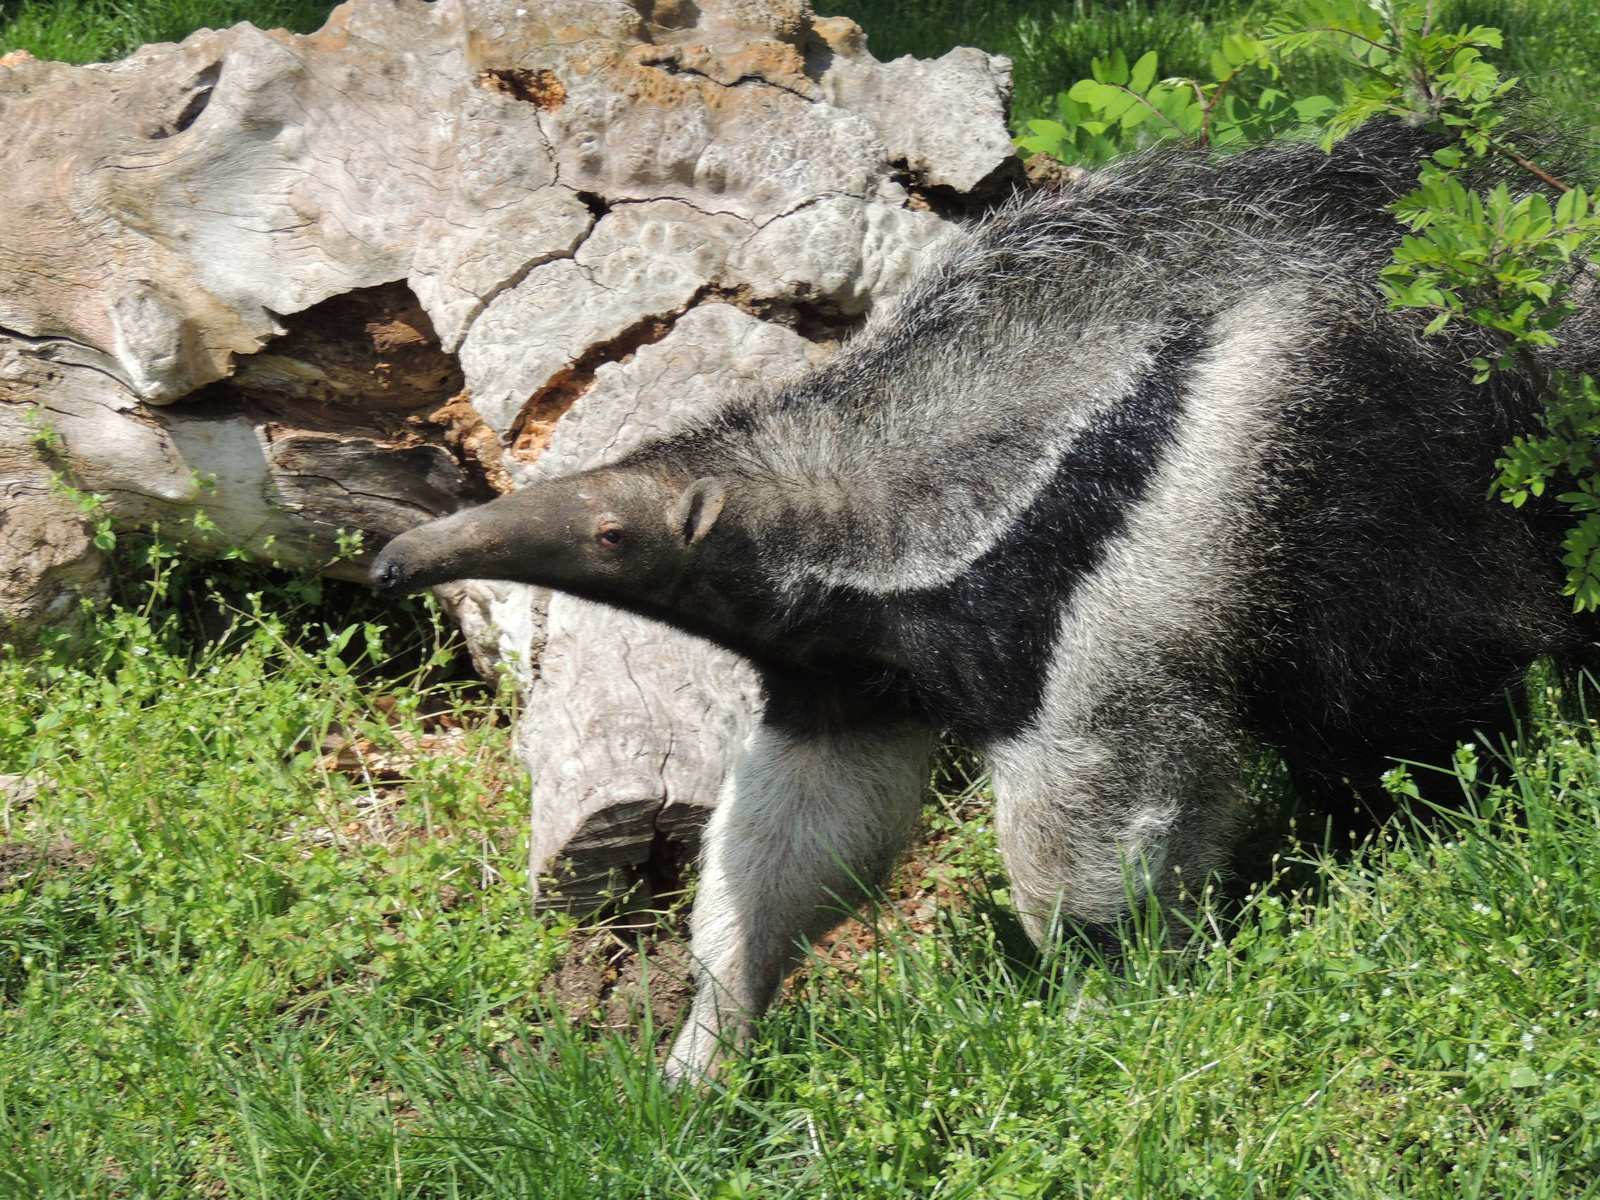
[0,0,1016,909]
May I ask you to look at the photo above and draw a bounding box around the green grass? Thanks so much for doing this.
[813,0,1600,125]
[815,0,1279,124]
[6,0,1600,1195]
[2,547,1600,1197]
[0,0,332,64]
[8,0,1600,128]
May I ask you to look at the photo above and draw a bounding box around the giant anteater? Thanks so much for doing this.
[372,121,1598,1081]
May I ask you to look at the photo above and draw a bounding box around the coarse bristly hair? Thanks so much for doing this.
[630,120,1594,770]
[377,119,1600,1084]
[660,120,1600,1081]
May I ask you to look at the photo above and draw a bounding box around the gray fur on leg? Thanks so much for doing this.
[665,718,936,1085]
[987,703,1242,944]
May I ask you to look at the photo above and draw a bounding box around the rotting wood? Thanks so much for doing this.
[0,0,1017,911]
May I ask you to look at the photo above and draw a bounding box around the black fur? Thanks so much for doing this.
[371,121,1600,1082]
[621,121,1593,786]
[866,320,1202,738]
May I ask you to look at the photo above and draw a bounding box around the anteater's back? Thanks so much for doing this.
[668,121,1587,783]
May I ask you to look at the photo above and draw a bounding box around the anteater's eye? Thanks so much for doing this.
[598,528,624,546]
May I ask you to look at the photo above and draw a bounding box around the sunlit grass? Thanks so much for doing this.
[2,543,1599,1195]
[8,0,1600,129]
[5,0,1600,1194]
[815,0,1600,125]
[0,0,330,63]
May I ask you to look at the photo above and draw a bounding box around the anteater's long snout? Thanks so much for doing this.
[367,487,565,595]
[369,524,437,595]
[368,505,502,595]
[368,548,408,593]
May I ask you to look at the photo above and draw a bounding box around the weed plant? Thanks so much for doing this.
[2,546,1599,1195]
[4,0,1600,1195]
[811,0,1600,125]
[7,0,1600,127]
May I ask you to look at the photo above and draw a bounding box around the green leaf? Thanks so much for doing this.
[1556,185,1588,225]
[1094,49,1130,86]
[1067,78,1104,105]
[1099,89,1140,123]
[1129,50,1158,95]
[1015,133,1061,157]
[1507,1065,1540,1089]
[1152,85,1193,122]
[1291,94,1337,120]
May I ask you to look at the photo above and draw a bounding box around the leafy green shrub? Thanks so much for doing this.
[1026,0,1600,611]
[1018,39,1335,163]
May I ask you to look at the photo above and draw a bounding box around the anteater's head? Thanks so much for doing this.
[369,469,726,601]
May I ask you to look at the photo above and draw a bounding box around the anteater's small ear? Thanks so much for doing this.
[672,477,725,546]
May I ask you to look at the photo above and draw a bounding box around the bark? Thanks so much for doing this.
[0,0,1015,909]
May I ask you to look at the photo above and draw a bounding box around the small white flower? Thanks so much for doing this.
[1521,1032,1535,1050]
[1338,1012,1352,1024]
[854,1092,866,1102]
[948,1087,960,1098]
[922,1100,933,1109]
[1472,1051,1488,1064]
[1022,1000,1041,1009]
[1532,1025,1545,1034]
[1381,986,1395,998]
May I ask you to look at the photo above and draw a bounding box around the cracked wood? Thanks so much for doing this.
[0,0,1015,911]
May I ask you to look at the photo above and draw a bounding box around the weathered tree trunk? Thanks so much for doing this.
[0,0,1015,909]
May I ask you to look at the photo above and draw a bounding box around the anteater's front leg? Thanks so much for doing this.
[666,710,936,1085]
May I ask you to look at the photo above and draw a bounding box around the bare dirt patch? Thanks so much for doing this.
[0,838,92,889]
[542,924,695,1036]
